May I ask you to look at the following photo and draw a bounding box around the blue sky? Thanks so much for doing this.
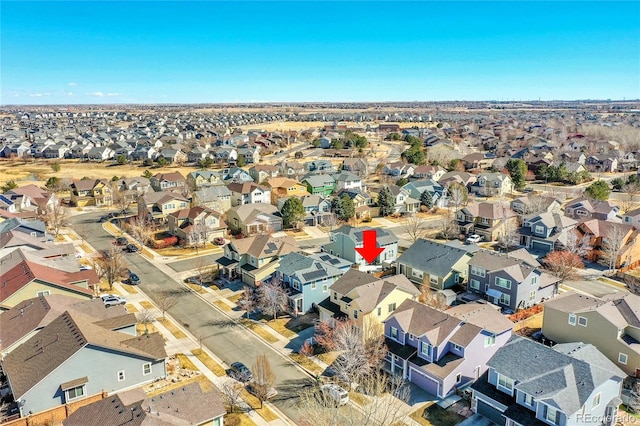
[2,1,639,104]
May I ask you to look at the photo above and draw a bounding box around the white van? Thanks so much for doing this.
[320,384,349,406]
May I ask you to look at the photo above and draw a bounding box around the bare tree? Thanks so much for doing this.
[497,221,519,255]
[129,214,153,246]
[251,353,276,408]
[137,309,155,335]
[193,256,216,289]
[420,283,447,310]
[403,214,427,243]
[112,186,131,214]
[447,182,468,211]
[157,292,178,319]
[321,213,340,233]
[523,194,549,215]
[189,220,211,251]
[438,212,459,241]
[544,250,585,281]
[45,200,69,237]
[601,225,627,271]
[238,287,256,319]
[563,230,591,258]
[256,279,289,320]
[221,381,244,413]
[94,246,128,291]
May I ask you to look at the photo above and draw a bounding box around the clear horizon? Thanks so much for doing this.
[2,1,639,106]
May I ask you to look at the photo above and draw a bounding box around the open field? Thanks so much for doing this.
[236,120,433,132]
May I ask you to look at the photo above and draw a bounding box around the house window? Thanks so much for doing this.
[578,316,588,327]
[412,269,424,279]
[311,283,317,290]
[484,335,496,347]
[524,393,534,407]
[546,406,558,424]
[499,293,511,306]
[529,290,536,301]
[568,313,577,326]
[481,217,489,224]
[377,307,382,316]
[451,343,462,352]
[625,217,632,223]
[388,303,396,313]
[353,309,358,319]
[322,284,328,292]
[390,327,398,340]
[534,225,545,234]
[531,276,538,285]
[143,363,151,375]
[470,279,480,290]
[593,393,601,408]
[332,291,337,301]
[421,342,432,358]
[429,275,438,285]
[66,385,85,401]
[497,374,514,393]
[495,277,511,289]
[37,290,51,297]
[409,334,415,341]
[619,353,628,365]
[118,370,125,381]
[456,373,462,383]
[470,266,486,277]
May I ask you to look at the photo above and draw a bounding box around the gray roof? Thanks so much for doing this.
[277,252,345,283]
[303,174,335,187]
[487,336,625,416]
[332,225,398,246]
[398,239,470,277]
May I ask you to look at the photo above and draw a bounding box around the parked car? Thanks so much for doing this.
[124,244,139,253]
[124,272,140,285]
[319,384,349,406]
[115,237,128,246]
[465,234,483,244]
[246,383,278,400]
[102,295,127,307]
[79,265,92,271]
[228,362,253,383]
[213,237,226,245]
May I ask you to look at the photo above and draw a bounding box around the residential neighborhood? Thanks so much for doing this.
[1,102,639,425]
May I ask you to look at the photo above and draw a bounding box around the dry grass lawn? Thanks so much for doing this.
[213,300,232,312]
[348,390,370,407]
[125,304,138,313]
[262,318,296,339]
[136,323,157,335]
[186,283,207,293]
[513,313,543,332]
[239,388,279,422]
[240,319,279,343]
[139,300,154,310]
[157,317,188,339]
[316,351,339,366]
[228,293,243,304]
[289,353,323,375]
[191,349,226,376]
[175,353,198,371]
[120,284,138,294]
[224,412,257,426]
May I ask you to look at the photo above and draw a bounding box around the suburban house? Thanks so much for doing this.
[0,294,134,355]
[69,179,113,207]
[397,239,472,291]
[0,251,98,311]
[510,194,562,215]
[278,161,305,178]
[401,180,448,208]
[227,182,271,206]
[149,172,187,192]
[471,336,625,426]
[192,185,232,213]
[462,152,495,170]
[542,291,640,377]
[266,177,309,204]
[412,165,446,181]
[386,185,420,215]
[438,171,477,191]
[466,250,561,312]
[318,270,420,329]
[221,167,253,183]
[1,310,167,417]
[249,164,280,183]
[470,173,514,197]
[186,170,224,189]
[4,184,57,216]
[215,234,297,286]
[575,220,640,267]
[623,207,640,226]
[278,194,332,226]
[383,299,513,398]
[341,158,369,178]
[383,162,414,177]
[63,381,226,426]
[303,174,335,197]
[322,225,398,270]
[112,177,151,204]
[167,206,226,245]
[0,216,49,240]
[564,198,620,222]
[333,171,363,192]
[305,160,336,174]
[457,202,520,242]
[226,203,283,236]
[137,191,190,222]
[518,212,578,254]
[275,252,351,314]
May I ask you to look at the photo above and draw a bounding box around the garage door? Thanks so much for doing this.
[532,240,552,253]
[476,399,506,425]
[409,368,439,396]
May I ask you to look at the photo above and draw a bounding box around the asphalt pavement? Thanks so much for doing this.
[71,211,314,424]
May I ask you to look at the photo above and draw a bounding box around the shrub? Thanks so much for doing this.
[362,216,372,223]
[154,235,178,249]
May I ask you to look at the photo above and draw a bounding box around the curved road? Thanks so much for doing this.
[71,211,313,424]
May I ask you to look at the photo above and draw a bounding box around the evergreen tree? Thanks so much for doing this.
[281,197,305,229]
[420,190,434,209]
[378,186,396,217]
[339,194,355,221]
[505,159,528,190]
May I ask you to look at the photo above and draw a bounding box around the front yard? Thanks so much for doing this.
[410,403,465,426]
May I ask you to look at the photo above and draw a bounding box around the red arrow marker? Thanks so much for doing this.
[355,229,385,264]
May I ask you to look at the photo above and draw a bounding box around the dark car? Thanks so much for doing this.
[124,272,140,285]
[124,244,139,253]
[229,362,253,382]
[115,237,128,246]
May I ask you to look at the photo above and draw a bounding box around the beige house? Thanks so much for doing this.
[318,269,421,332]
[470,173,513,197]
[542,291,640,377]
[137,191,189,222]
[226,203,283,236]
[69,179,112,207]
[457,202,519,242]
[167,206,226,245]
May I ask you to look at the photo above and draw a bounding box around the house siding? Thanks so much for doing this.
[16,345,165,416]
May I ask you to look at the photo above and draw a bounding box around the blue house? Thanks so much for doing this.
[274,252,351,314]
[401,179,448,208]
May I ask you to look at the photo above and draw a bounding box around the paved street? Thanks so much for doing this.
[166,253,224,273]
[71,212,314,424]
[562,278,629,298]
